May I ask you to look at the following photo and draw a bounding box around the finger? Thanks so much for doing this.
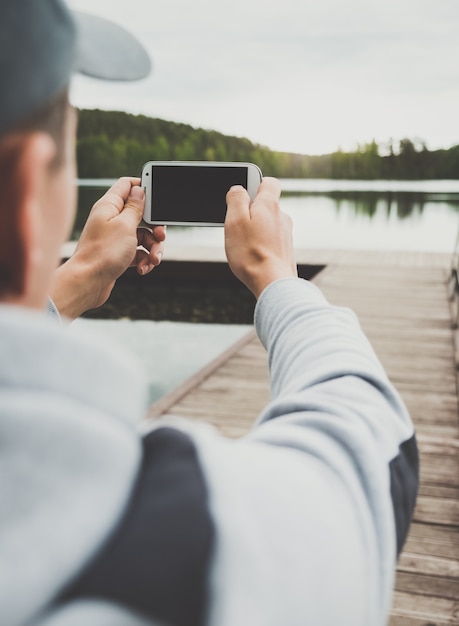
[152,225,167,242]
[133,249,155,275]
[107,176,141,203]
[261,176,281,195]
[148,237,165,265]
[118,184,146,231]
[137,226,166,250]
[133,245,164,275]
[93,177,141,216]
[250,177,282,214]
[225,185,250,224]
[135,228,166,272]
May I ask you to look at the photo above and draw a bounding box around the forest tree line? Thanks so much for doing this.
[77,109,459,180]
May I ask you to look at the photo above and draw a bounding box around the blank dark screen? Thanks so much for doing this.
[150,165,248,223]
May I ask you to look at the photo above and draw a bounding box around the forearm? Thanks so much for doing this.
[254,277,413,437]
[50,256,100,320]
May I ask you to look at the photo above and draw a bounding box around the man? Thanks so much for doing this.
[0,2,418,625]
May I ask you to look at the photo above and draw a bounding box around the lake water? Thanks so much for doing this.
[74,178,459,404]
[75,178,459,254]
[72,318,251,405]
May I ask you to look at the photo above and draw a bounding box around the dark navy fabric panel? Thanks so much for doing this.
[61,427,214,626]
[389,433,419,556]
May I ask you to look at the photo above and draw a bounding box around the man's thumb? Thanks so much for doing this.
[130,186,145,202]
[122,185,145,226]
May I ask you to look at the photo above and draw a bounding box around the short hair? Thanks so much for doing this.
[0,88,70,298]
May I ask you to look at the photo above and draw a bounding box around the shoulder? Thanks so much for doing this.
[61,427,214,626]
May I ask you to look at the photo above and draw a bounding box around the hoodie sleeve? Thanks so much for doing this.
[252,278,418,556]
[46,297,61,322]
[189,277,418,626]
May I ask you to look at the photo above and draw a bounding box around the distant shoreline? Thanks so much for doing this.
[77,178,459,193]
[76,110,459,181]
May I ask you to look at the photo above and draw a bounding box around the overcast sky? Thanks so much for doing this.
[68,0,459,155]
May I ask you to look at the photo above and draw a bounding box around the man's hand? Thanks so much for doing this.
[224,177,297,298]
[50,177,166,319]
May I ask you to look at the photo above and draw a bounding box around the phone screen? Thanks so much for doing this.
[148,164,248,224]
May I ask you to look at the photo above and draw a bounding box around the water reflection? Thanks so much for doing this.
[284,190,459,221]
[72,183,459,253]
[346,191,427,219]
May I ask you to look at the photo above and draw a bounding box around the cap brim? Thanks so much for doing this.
[74,11,152,81]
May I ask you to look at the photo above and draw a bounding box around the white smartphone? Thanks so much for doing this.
[141,161,262,226]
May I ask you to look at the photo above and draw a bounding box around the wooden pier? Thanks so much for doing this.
[147,249,459,625]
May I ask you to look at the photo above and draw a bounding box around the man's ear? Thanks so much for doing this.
[15,132,56,306]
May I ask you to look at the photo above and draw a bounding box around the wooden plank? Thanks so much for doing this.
[398,553,459,578]
[415,424,459,439]
[395,571,459,601]
[304,251,450,269]
[389,591,459,625]
[418,485,459,500]
[413,496,459,525]
[407,522,459,545]
[402,394,458,423]
[418,436,459,453]
[403,536,459,561]
[418,463,459,489]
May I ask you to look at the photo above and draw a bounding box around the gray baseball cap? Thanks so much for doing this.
[0,0,152,137]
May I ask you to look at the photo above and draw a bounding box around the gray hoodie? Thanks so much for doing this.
[0,278,418,626]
